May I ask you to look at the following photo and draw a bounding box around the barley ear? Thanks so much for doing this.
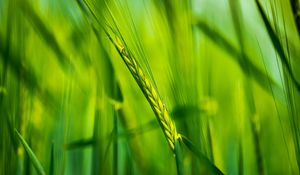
[105,30,180,151]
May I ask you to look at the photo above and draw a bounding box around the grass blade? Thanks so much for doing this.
[255,0,300,92]
[181,135,224,175]
[175,139,184,175]
[0,46,57,112]
[18,0,75,73]
[49,142,54,175]
[238,140,244,175]
[14,129,46,175]
[229,1,264,174]
[290,0,300,35]
[194,21,285,103]
[250,119,264,175]
[113,108,118,175]
[256,0,300,171]
[64,138,95,150]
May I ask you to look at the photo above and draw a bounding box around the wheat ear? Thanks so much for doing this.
[105,31,180,151]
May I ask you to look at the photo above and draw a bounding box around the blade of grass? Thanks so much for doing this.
[289,0,300,35]
[124,150,133,175]
[49,142,54,175]
[5,114,18,152]
[256,1,300,171]
[194,21,285,103]
[258,38,298,175]
[255,0,300,92]
[181,135,224,175]
[24,136,32,175]
[207,122,214,163]
[0,50,57,111]
[17,0,75,73]
[250,117,264,175]
[3,114,19,174]
[0,32,59,114]
[113,108,118,175]
[175,139,184,175]
[64,138,95,150]
[229,1,264,174]
[92,109,101,175]
[14,129,46,175]
[115,108,149,173]
[238,140,243,175]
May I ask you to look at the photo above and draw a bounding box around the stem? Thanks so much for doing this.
[175,139,183,175]
[113,107,118,175]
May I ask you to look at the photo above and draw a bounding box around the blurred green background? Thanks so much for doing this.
[0,0,299,174]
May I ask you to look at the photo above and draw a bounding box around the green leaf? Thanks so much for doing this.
[195,21,285,103]
[175,139,184,175]
[18,0,75,73]
[255,0,300,92]
[181,135,224,175]
[14,129,46,175]
[64,138,95,150]
[49,142,54,175]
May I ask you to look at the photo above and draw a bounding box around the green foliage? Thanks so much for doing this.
[0,0,299,174]
[15,129,46,175]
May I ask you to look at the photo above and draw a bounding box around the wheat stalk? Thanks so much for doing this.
[105,30,180,151]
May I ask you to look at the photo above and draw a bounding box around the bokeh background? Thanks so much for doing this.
[0,0,299,174]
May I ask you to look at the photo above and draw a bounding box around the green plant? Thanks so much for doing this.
[1,0,299,174]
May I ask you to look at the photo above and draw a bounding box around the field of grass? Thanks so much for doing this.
[0,0,300,174]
